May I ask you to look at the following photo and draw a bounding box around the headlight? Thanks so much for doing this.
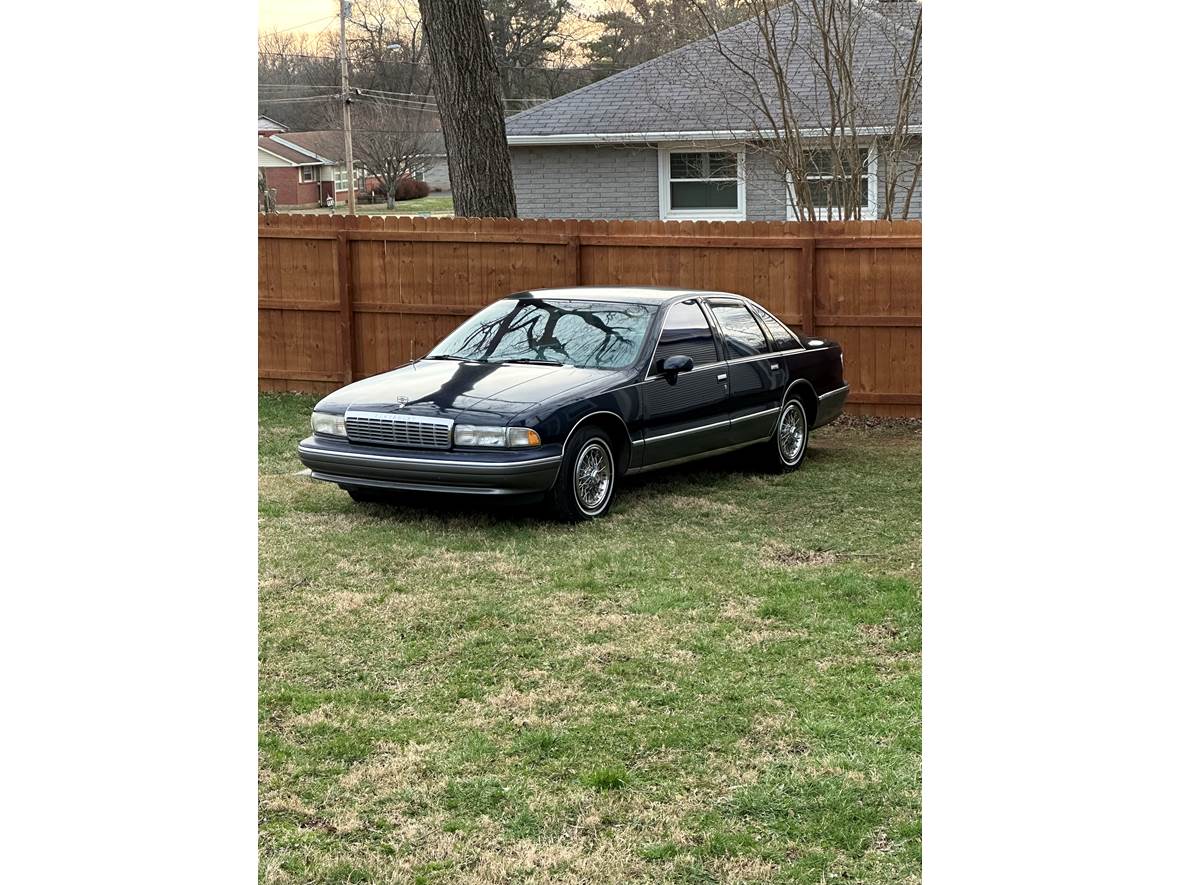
[454,425,541,447]
[311,411,347,436]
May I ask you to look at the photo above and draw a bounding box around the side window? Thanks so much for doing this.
[650,301,718,375]
[710,303,770,358]
[751,305,801,351]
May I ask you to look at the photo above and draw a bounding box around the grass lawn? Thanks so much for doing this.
[278,194,454,218]
[259,394,921,884]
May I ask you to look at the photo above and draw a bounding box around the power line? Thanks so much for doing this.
[259,84,340,90]
[258,95,341,104]
[259,84,546,106]
[257,50,634,73]
[267,13,338,35]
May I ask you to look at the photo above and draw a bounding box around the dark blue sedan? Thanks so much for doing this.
[298,287,849,520]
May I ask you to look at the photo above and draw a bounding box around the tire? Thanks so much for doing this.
[547,425,618,522]
[345,486,391,504]
[766,396,810,472]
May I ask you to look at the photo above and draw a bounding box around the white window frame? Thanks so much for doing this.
[299,165,317,183]
[658,145,746,221]
[788,142,879,221]
[333,166,367,193]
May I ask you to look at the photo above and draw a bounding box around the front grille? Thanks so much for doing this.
[344,410,453,449]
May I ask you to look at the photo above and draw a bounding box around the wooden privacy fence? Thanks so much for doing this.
[259,214,921,417]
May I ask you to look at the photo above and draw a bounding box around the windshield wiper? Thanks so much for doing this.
[424,354,484,362]
[499,357,565,366]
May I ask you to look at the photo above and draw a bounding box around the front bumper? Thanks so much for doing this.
[297,435,563,496]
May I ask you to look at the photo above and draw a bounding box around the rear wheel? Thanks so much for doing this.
[766,396,809,472]
[547,425,617,521]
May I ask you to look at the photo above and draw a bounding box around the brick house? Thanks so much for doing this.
[258,122,451,210]
[258,131,374,210]
[506,2,921,222]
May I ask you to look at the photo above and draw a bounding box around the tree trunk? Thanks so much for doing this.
[419,0,518,218]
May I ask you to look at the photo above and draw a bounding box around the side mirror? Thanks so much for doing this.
[659,354,693,383]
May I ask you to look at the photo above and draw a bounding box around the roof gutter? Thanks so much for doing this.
[506,125,921,146]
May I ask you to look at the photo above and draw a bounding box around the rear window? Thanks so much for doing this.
[710,303,770,358]
[750,305,801,350]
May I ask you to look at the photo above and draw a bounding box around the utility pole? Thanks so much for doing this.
[338,0,357,214]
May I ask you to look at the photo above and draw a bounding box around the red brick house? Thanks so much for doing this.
[258,130,378,209]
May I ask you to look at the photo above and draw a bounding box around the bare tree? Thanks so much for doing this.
[258,171,276,214]
[585,0,749,71]
[349,100,438,208]
[257,28,340,130]
[485,0,573,97]
[419,0,518,217]
[675,0,921,221]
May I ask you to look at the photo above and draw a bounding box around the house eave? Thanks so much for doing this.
[506,125,922,146]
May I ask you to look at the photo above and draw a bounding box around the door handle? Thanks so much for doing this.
[716,373,728,382]
[769,363,781,371]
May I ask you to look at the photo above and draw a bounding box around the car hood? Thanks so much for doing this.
[316,360,624,423]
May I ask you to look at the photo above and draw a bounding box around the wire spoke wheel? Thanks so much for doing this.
[574,441,613,513]
[778,401,807,464]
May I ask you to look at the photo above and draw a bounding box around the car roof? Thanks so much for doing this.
[508,286,746,306]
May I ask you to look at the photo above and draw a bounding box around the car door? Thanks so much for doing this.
[705,299,783,444]
[638,299,730,467]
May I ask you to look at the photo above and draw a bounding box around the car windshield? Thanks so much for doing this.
[428,298,657,369]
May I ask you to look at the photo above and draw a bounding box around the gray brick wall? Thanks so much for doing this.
[510,140,921,222]
[746,142,923,221]
[511,145,660,220]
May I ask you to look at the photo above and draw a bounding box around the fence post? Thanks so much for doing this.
[800,237,817,337]
[566,235,581,286]
[336,231,355,383]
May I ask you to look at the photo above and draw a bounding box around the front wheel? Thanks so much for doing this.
[547,426,618,521]
[766,397,809,472]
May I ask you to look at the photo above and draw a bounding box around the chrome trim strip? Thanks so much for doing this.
[298,443,561,470]
[732,407,779,424]
[819,383,851,401]
[344,409,453,428]
[626,437,762,475]
[642,418,729,445]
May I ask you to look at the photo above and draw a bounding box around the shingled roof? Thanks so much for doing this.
[258,135,322,165]
[506,1,919,141]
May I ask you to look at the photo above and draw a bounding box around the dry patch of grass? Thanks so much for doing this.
[760,541,838,568]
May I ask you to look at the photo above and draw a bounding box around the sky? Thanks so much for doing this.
[258,0,617,38]
[258,1,341,37]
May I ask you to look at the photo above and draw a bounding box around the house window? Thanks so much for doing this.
[659,148,745,220]
[334,167,365,192]
[300,165,316,183]
[802,147,873,218]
